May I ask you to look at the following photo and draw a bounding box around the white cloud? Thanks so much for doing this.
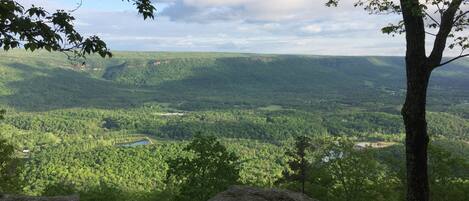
[301,25,322,33]
[160,0,366,22]
[13,0,466,57]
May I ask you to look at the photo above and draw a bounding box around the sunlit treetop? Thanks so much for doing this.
[327,0,469,67]
[0,0,156,59]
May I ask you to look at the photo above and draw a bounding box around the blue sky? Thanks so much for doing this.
[18,0,462,56]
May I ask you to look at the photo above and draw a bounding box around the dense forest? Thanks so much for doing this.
[0,51,468,201]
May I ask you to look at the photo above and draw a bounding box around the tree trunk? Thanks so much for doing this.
[402,57,431,201]
[301,155,305,194]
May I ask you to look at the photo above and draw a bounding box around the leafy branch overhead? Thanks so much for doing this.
[0,0,156,58]
[326,0,469,67]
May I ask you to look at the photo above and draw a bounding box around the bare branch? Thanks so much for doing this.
[436,53,469,67]
[454,10,469,23]
[68,0,83,13]
[424,11,440,26]
[435,2,444,16]
[425,31,437,36]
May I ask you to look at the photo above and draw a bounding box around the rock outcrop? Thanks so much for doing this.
[208,186,318,201]
[0,195,79,201]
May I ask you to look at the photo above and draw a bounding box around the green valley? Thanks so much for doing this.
[0,50,468,201]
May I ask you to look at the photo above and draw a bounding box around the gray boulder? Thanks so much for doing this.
[0,195,79,201]
[208,186,318,201]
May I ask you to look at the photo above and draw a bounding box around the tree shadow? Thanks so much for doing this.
[152,56,406,111]
[0,63,157,111]
[1,56,468,112]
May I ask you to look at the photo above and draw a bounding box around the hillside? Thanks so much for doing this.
[1,50,469,113]
[1,50,469,141]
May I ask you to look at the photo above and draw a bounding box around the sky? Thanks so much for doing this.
[16,0,464,56]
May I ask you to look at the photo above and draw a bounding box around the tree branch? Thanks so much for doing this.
[436,53,469,67]
[424,11,440,26]
[453,10,469,23]
[68,0,83,13]
[428,0,464,68]
[425,31,437,36]
[435,3,444,16]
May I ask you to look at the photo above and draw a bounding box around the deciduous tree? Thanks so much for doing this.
[0,0,155,59]
[314,138,396,201]
[0,139,15,194]
[166,135,240,201]
[326,1,469,200]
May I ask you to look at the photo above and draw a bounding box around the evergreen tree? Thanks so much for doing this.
[282,135,313,194]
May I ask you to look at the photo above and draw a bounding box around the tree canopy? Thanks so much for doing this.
[0,139,15,193]
[327,0,469,67]
[326,1,469,201]
[166,135,240,201]
[0,0,156,59]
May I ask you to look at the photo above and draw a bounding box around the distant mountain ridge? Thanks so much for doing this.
[0,50,468,112]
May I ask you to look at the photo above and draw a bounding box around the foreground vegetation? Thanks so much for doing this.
[1,133,467,201]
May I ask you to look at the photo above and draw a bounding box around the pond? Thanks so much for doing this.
[119,139,152,147]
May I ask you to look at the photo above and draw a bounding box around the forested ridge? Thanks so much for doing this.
[0,50,468,201]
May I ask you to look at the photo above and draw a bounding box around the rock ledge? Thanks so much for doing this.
[208,186,318,201]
